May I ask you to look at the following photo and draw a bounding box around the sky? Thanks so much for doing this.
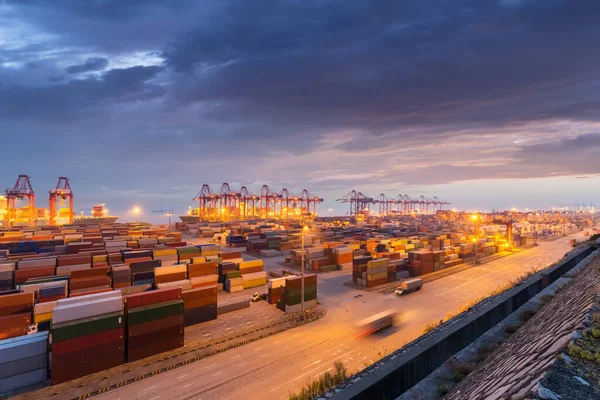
[1,0,599,223]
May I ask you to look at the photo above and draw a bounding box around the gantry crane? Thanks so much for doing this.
[5,175,35,227]
[49,176,73,225]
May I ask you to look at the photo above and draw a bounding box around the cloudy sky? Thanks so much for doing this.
[1,0,599,222]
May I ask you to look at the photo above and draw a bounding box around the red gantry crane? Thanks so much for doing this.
[49,176,74,226]
[5,174,35,227]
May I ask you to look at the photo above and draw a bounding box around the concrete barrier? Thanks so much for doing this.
[333,245,596,400]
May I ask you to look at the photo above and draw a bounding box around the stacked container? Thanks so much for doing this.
[0,292,33,339]
[176,246,200,263]
[152,248,178,266]
[283,274,317,313]
[51,292,125,384]
[154,265,188,285]
[69,266,112,296]
[224,271,244,293]
[129,259,160,286]
[182,286,217,326]
[126,287,184,361]
[188,261,218,288]
[111,265,131,288]
[267,277,286,305]
[0,262,15,291]
[0,331,49,394]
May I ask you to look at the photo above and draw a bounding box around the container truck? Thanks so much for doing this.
[395,278,423,295]
[355,310,398,338]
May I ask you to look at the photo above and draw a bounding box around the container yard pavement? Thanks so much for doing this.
[74,229,595,400]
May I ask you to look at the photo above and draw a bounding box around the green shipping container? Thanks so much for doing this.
[52,312,124,342]
[284,286,317,305]
[127,300,184,325]
[226,271,242,279]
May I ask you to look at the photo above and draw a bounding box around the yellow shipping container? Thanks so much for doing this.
[240,260,264,269]
[34,312,52,323]
[366,271,387,281]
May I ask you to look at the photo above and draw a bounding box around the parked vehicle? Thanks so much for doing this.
[395,278,423,295]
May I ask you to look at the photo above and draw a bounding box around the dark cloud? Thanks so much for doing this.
[0,66,164,122]
[65,57,109,74]
[162,0,600,131]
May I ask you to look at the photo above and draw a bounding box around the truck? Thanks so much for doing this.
[355,310,398,338]
[395,278,423,295]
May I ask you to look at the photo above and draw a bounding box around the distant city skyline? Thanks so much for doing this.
[1,1,599,223]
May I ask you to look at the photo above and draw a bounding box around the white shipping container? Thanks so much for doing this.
[52,296,123,324]
[34,301,58,315]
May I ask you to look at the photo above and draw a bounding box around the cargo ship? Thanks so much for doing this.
[179,207,200,223]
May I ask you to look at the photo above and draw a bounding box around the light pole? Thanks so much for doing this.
[166,212,173,234]
[133,206,141,223]
[471,214,479,265]
[301,225,308,314]
[328,208,333,218]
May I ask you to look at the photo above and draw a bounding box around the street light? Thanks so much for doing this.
[132,206,141,223]
[166,212,173,234]
[301,225,309,314]
[328,208,333,218]
[471,214,479,264]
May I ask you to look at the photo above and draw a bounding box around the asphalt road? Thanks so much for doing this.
[97,229,594,400]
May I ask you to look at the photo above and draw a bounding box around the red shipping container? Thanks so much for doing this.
[126,287,182,310]
[14,266,56,284]
[70,266,111,280]
[53,327,124,356]
[70,276,112,291]
[182,286,217,301]
[39,294,66,303]
[129,326,184,348]
[52,339,124,369]
[127,335,183,362]
[52,350,124,385]
[128,314,184,338]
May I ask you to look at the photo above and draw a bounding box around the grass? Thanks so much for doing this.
[423,320,444,334]
[447,358,475,382]
[474,342,499,363]
[437,382,452,396]
[539,294,555,307]
[289,361,348,400]
[518,309,537,324]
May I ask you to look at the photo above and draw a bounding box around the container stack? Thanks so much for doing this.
[218,262,237,284]
[283,274,317,313]
[0,262,14,291]
[267,277,286,305]
[176,246,200,263]
[187,261,218,288]
[126,287,184,362]
[51,292,125,384]
[154,265,188,285]
[0,331,49,394]
[365,258,389,287]
[182,285,217,326]
[220,251,244,265]
[152,248,178,266]
[352,255,372,286]
[111,265,131,288]
[0,292,33,339]
[224,271,244,293]
[242,271,267,289]
[69,266,112,297]
[33,300,57,330]
[56,254,91,275]
[129,259,160,286]
[14,257,57,285]
[333,247,353,270]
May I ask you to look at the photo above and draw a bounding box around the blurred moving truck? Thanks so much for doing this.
[355,310,398,338]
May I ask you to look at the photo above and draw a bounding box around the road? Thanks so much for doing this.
[97,230,594,400]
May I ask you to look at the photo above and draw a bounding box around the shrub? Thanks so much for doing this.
[423,320,443,334]
[448,358,475,382]
[288,361,348,400]
[518,309,537,324]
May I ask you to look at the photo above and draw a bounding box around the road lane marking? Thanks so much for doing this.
[205,364,216,369]
[231,355,240,360]
[145,386,156,391]
[274,340,281,344]
[237,362,247,367]
[302,359,321,370]
[282,346,289,350]
[253,347,263,352]
[212,372,222,377]
[182,383,193,388]
[177,374,187,379]
[149,397,160,400]
[261,353,270,358]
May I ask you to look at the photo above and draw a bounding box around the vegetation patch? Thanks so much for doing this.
[288,361,347,400]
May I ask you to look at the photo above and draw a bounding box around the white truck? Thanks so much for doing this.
[395,278,423,295]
